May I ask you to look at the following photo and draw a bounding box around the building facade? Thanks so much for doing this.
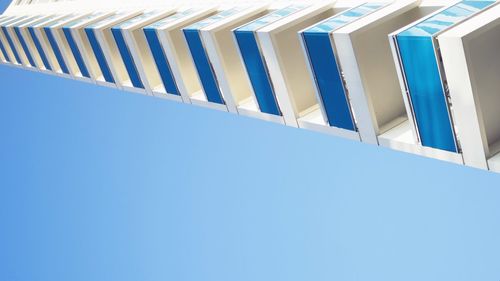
[2,0,500,173]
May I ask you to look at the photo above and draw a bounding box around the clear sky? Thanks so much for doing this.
[1,2,500,281]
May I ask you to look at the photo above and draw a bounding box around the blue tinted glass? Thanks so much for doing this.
[63,27,90,78]
[111,28,144,89]
[183,29,224,104]
[28,27,51,70]
[396,36,457,152]
[395,0,495,152]
[300,3,388,130]
[143,28,179,95]
[14,27,35,66]
[1,26,22,64]
[234,30,280,115]
[0,29,10,62]
[302,32,355,131]
[84,28,114,83]
[233,5,313,116]
[44,27,69,74]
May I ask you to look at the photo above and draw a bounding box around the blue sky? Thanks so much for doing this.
[1,2,500,281]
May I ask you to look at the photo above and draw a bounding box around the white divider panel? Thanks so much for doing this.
[439,4,500,172]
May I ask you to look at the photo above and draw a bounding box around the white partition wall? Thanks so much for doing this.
[4,0,500,174]
[62,12,116,84]
[438,4,500,172]
[30,15,72,75]
[3,15,42,68]
[84,11,143,88]
[44,14,96,79]
[256,3,346,127]
[332,0,450,149]
[12,15,54,70]
[0,15,31,66]
[0,15,18,63]
[143,7,217,102]
[110,9,176,95]
[387,0,498,164]
[232,4,333,125]
[183,6,270,112]
[197,5,273,113]
[45,13,98,81]
[297,2,392,140]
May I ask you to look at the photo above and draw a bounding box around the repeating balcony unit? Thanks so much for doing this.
[438,3,500,172]
[24,15,59,72]
[4,14,43,68]
[182,6,270,112]
[0,15,30,65]
[84,11,143,88]
[142,7,217,102]
[110,9,177,95]
[29,14,73,75]
[232,4,321,124]
[330,0,450,150]
[252,2,347,128]
[43,13,98,79]
[62,12,116,83]
[298,2,390,140]
[0,15,20,64]
[12,14,54,70]
[389,0,497,164]
[0,15,12,62]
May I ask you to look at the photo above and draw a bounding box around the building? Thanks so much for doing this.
[2,0,500,173]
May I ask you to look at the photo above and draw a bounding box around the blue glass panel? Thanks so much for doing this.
[181,8,250,104]
[14,27,35,66]
[396,36,457,152]
[0,29,10,62]
[300,3,387,130]
[44,27,69,74]
[233,5,311,116]
[183,29,224,104]
[234,31,280,115]
[84,28,114,83]
[1,26,21,64]
[143,28,179,95]
[28,27,51,70]
[8,16,42,65]
[302,32,355,131]
[396,1,495,152]
[63,27,90,78]
[111,28,144,89]
[0,16,30,63]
